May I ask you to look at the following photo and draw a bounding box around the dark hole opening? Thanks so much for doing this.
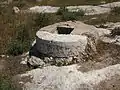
[57,27,74,34]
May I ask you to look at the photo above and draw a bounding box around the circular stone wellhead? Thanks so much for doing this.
[36,31,87,58]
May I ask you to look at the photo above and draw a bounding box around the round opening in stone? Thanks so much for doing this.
[57,25,74,34]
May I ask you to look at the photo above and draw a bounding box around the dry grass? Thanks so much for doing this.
[0,3,61,55]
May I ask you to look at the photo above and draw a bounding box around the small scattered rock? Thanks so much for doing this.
[0,55,5,58]
[13,6,20,13]
[27,56,45,67]
[20,56,29,65]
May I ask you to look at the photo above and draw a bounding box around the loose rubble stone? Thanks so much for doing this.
[27,56,45,68]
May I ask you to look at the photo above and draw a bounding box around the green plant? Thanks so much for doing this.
[0,4,59,55]
[15,24,31,42]
[56,7,68,15]
[76,9,85,17]
[57,7,85,21]
[7,39,31,56]
[62,12,78,21]
[0,78,15,90]
[7,40,24,56]
[7,23,32,56]
[34,13,51,28]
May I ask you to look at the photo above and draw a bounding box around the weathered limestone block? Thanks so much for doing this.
[36,31,87,58]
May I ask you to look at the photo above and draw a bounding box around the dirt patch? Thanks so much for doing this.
[94,74,120,90]
[0,56,31,89]
[3,56,30,75]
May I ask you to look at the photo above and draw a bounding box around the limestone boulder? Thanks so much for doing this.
[27,56,45,68]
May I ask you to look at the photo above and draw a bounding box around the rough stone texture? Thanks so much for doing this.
[96,22,120,30]
[100,34,120,45]
[43,57,74,66]
[27,56,45,67]
[28,1,120,15]
[28,21,111,67]
[36,31,87,58]
[29,6,59,13]
[14,64,120,90]
[39,21,99,37]
[97,28,110,36]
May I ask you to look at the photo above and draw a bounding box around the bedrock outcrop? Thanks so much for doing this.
[28,21,110,67]
[14,64,120,90]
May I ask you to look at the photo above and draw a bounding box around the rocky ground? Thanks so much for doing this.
[1,38,120,90]
[0,21,119,90]
[1,1,120,90]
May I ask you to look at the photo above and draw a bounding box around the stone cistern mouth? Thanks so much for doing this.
[57,24,74,34]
